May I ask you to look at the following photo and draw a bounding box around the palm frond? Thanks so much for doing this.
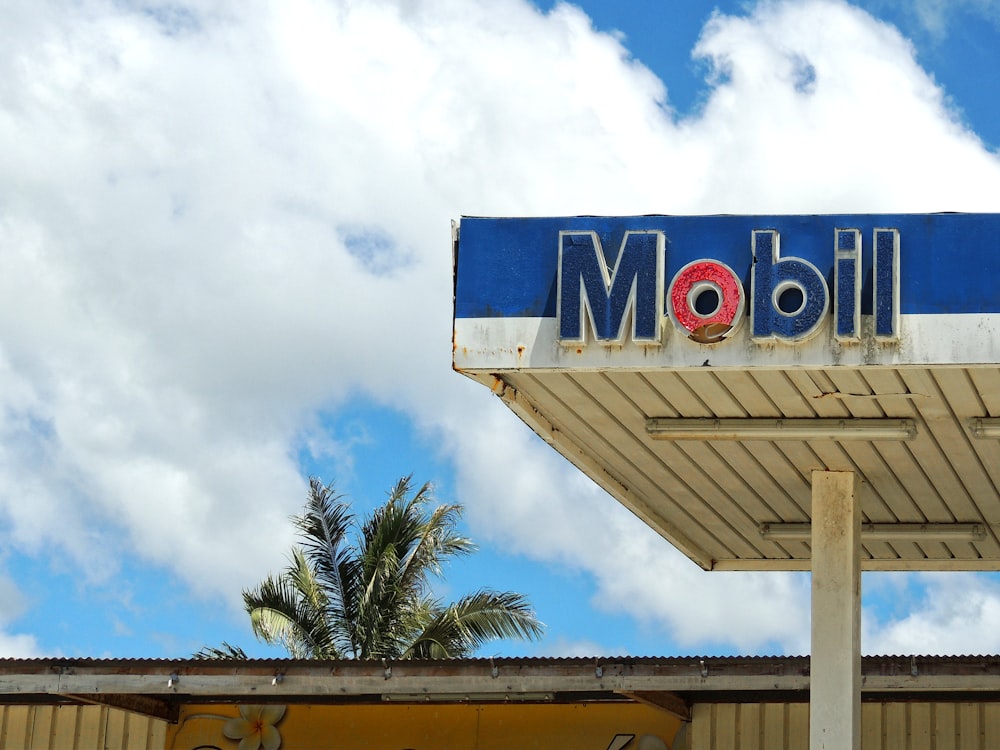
[295,479,360,645]
[356,536,407,659]
[243,571,341,659]
[398,499,475,587]
[295,479,355,588]
[352,477,427,658]
[192,642,249,660]
[406,589,544,659]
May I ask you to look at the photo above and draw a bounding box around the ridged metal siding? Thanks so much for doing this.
[689,702,1000,749]
[0,705,166,750]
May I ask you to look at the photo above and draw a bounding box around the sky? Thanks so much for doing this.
[1,0,1000,661]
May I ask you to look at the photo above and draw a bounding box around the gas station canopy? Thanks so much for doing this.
[452,214,1000,571]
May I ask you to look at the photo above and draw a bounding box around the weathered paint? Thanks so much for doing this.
[453,214,1000,372]
[167,702,683,750]
[810,471,861,750]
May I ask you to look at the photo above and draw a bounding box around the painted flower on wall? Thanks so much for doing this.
[222,705,286,750]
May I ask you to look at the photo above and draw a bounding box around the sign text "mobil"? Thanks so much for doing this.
[557,227,899,346]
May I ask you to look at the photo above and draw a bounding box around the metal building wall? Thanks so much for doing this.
[689,702,1000,750]
[0,705,166,750]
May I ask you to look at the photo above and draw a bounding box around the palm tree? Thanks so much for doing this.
[241,476,543,659]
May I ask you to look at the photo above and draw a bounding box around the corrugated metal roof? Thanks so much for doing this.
[3,655,1000,696]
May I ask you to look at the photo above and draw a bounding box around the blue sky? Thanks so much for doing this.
[2,0,1000,661]
[562,0,1000,152]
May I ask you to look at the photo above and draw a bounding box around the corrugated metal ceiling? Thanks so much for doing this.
[481,365,1000,570]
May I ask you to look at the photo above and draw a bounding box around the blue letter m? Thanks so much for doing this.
[557,230,664,345]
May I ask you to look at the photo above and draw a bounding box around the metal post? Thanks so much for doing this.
[810,470,861,750]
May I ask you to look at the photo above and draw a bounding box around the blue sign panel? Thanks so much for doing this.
[454,214,999,356]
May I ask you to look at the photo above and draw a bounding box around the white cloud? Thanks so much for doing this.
[0,631,40,658]
[865,573,1000,655]
[0,575,41,657]
[687,0,1000,213]
[0,0,998,656]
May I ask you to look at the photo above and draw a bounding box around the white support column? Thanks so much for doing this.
[810,470,861,750]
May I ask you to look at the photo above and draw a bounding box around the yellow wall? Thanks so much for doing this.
[689,702,1000,750]
[0,704,166,750]
[168,702,683,750]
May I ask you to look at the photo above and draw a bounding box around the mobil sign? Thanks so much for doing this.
[453,214,1000,370]
[557,224,897,346]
